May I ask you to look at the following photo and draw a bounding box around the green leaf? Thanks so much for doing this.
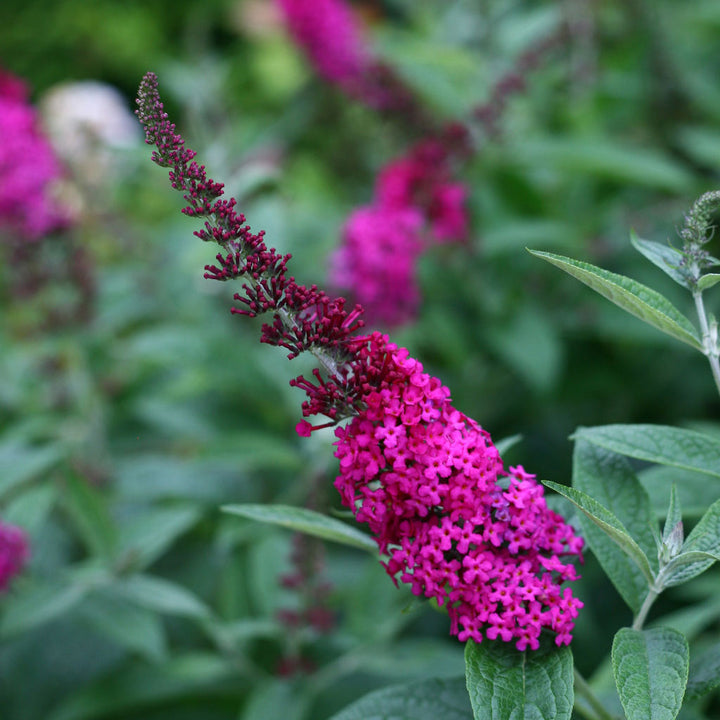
[79,591,167,662]
[239,680,310,720]
[630,232,689,288]
[662,550,720,587]
[0,441,64,498]
[111,574,211,619]
[543,480,655,593]
[697,273,720,291]
[46,653,238,720]
[328,677,471,720]
[575,424,720,480]
[465,639,573,720]
[0,579,88,637]
[222,504,377,553]
[611,627,689,720]
[62,471,117,561]
[528,250,702,350]
[3,483,56,532]
[686,643,720,699]
[510,137,693,191]
[639,465,719,519]
[572,439,657,612]
[115,505,202,572]
[662,498,720,586]
[662,486,683,547]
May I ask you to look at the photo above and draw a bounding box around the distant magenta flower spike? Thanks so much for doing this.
[330,136,470,326]
[136,72,584,649]
[0,68,69,241]
[0,521,29,592]
[275,0,421,114]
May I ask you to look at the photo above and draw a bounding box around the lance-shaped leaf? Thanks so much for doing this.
[543,481,655,589]
[464,639,573,720]
[698,273,720,291]
[630,232,689,288]
[574,425,720,480]
[612,627,689,720]
[528,250,701,350]
[662,498,720,587]
[222,504,377,553]
[572,439,657,612]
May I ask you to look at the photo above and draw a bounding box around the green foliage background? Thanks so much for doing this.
[1,1,719,718]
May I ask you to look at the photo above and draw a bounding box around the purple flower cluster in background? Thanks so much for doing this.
[331,136,469,327]
[0,521,29,592]
[0,69,68,241]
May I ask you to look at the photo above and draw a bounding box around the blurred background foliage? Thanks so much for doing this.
[1,0,719,718]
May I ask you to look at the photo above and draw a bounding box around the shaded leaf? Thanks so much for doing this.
[574,425,720,480]
[111,574,211,619]
[528,251,701,350]
[572,439,657,613]
[631,232,689,288]
[328,676,471,720]
[686,643,720,699]
[222,504,377,553]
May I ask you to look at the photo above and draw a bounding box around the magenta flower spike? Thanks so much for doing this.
[0,69,68,241]
[136,72,584,649]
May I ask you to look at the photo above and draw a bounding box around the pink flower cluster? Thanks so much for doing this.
[334,338,583,650]
[0,69,67,241]
[0,521,29,592]
[331,137,469,326]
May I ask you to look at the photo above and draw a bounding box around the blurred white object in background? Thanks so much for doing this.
[40,81,141,189]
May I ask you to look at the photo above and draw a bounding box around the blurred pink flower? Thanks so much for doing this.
[0,69,68,241]
[276,0,369,89]
[0,521,29,592]
[330,205,424,327]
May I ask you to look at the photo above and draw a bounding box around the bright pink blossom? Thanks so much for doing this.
[333,338,584,650]
[0,521,29,592]
[0,69,68,241]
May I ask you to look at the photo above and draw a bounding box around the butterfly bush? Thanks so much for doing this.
[0,69,68,241]
[136,72,584,649]
[0,521,29,592]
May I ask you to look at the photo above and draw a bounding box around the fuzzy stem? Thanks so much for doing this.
[693,289,720,399]
[632,588,659,631]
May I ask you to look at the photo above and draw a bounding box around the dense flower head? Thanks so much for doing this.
[333,338,584,650]
[0,69,68,241]
[0,521,29,592]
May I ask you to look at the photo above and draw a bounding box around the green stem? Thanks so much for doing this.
[632,588,659,631]
[692,289,720,399]
[573,668,617,720]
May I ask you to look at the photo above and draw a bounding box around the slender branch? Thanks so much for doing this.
[693,289,720,399]
[632,588,659,631]
[573,668,618,720]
